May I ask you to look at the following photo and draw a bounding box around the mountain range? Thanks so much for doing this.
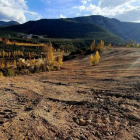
[0,15,140,44]
[67,15,140,42]
[0,21,19,27]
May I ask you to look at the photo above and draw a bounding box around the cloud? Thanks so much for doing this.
[115,8,140,22]
[59,14,66,18]
[99,0,132,8]
[42,0,79,19]
[0,0,41,23]
[25,11,42,21]
[81,0,91,5]
[73,5,86,11]
[73,0,140,22]
[76,12,81,16]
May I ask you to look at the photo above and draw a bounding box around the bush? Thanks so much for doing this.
[42,42,64,71]
[90,40,95,51]
[20,69,30,75]
[90,51,100,66]
[7,69,15,76]
[34,65,40,73]
[0,71,4,77]
[126,44,130,47]
[41,64,47,72]
[96,40,104,51]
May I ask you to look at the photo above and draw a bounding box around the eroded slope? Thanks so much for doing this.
[0,47,139,140]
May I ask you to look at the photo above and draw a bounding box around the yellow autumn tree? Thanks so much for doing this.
[8,52,11,58]
[31,58,36,65]
[42,42,64,71]
[0,61,5,69]
[13,60,16,66]
[96,40,104,51]
[46,42,55,66]
[108,43,111,48]
[90,51,100,66]
[2,50,5,58]
[6,62,10,68]
[90,40,96,51]
[125,43,130,47]
[42,42,55,70]
[136,43,140,47]
[0,71,4,77]
[100,40,104,47]
[56,51,64,70]
[132,40,136,47]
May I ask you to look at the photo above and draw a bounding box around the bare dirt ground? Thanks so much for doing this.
[0,47,140,140]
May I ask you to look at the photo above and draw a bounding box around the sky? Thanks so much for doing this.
[0,0,140,23]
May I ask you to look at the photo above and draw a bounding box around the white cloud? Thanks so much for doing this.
[115,8,140,22]
[73,0,140,22]
[76,12,81,16]
[0,0,41,23]
[25,11,42,21]
[81,0,91,5]
[60,14,66,18]
[73,5,86,11]
[99,0,133,8]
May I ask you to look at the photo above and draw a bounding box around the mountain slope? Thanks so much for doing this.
[0,21,20,27]
[66,15,140,42]
[0,18,125,44]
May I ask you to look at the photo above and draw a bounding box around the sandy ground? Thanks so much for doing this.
[0,47,139,140]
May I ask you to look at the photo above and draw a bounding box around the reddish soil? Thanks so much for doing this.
[0,47,139,140]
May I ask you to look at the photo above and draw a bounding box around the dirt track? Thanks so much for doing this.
[0,47,140,140]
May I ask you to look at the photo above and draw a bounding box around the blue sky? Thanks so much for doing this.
[0,0,140,23]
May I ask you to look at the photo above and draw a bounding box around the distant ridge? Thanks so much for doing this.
[66,15,140,42]
[0,21,20,27]
[1,15,140,43]
[0,17,126,45]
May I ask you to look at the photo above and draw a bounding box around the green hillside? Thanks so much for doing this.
[0,18,125,46]
[66,15,140,42]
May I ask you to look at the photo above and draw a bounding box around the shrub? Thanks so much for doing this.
[108,43,111,48]
[136,43,140,47]
[6,62,10,68]
[20,69,30,75]
[41,64,47,72]
[42,42,55,69]
[132,40,136,47]
[96,40,104,51]
[90,40,96,51]
[56,53,63,70]
[0,60,5,69]
[13,60,16,66]
[34,65,40,73]
[90,51,100,66]
[42,42,64,71]
[7,69,15,76]
[0,71,4,77]
[125,44,130,47]
[28,65,35,73]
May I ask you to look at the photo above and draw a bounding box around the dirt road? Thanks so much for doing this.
[0,47,139,140]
